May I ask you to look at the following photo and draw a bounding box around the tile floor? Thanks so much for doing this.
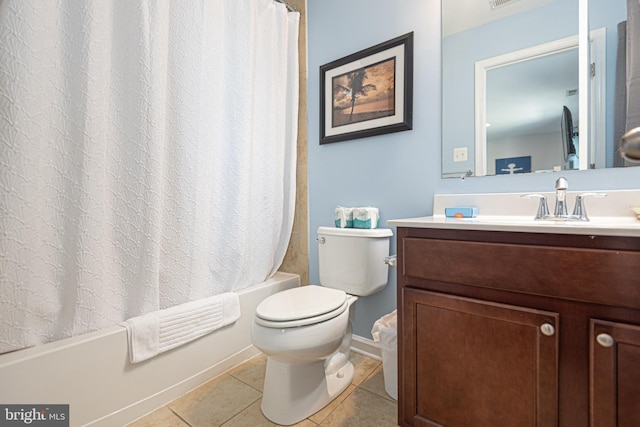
[128,352,398,427]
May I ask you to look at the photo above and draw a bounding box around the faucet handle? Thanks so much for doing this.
[521,194,550,220]
[572,192,607,221]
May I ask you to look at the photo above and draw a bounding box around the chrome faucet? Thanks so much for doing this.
[523,177,607,221]
[553,177,569,216]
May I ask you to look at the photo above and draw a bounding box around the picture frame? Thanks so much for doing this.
[495,156,532,175]
[319,32,413,145]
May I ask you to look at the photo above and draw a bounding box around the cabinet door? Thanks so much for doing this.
[401,288,559,427]
[590,319,640,427]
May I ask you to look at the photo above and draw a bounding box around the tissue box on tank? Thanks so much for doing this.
[334,206,354,228]
[353,207,379,229]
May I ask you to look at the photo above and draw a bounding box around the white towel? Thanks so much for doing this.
[123,292,241,363]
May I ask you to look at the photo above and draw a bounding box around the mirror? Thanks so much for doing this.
[442,0,631,178]
[479,38,581,175]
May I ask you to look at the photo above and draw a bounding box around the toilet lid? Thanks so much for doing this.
[255,286,347,324]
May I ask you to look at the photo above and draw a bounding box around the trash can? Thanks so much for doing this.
[371,309,398,400]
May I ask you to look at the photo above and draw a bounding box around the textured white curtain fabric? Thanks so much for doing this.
[0,0,299,353]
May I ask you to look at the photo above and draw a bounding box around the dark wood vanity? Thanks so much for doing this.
[396,226,640,427]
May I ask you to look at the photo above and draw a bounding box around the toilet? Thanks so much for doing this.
[251,226,393,425]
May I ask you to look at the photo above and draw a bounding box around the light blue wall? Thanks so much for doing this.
[307,0,640,340]
[307,0,441,339]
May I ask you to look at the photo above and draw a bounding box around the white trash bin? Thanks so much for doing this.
[371,309,397,400]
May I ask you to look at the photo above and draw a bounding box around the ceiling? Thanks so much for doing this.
[442,0,557,37]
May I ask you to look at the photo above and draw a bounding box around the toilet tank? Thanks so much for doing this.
[317,226,393,296]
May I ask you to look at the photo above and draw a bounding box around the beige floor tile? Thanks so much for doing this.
[168,374,261,427]
[317,388,398,427]
[349,352,381,386]
[221,399,318,427]
[228,352,267,391]
[220,399,277,427]
[290,419,318,427]
[127,406,188,427]
[131,354,394,427]
[360,365,396,402]
[308,384,356,424]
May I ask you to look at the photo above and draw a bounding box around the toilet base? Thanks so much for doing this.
[260,355,355,425]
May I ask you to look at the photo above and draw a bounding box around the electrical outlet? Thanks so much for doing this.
[453,147,468,162]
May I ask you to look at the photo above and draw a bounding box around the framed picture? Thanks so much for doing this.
[495,156,532,175]
[320,32,413,145]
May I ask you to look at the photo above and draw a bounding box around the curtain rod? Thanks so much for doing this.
[274,0,298,13]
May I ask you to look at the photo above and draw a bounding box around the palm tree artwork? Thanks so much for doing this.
[336,69,377,122]
[331,58,395,128]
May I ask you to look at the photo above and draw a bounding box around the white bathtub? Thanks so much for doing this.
[0,271,299,427]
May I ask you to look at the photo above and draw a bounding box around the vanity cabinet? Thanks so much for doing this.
[590,319,640,427]
[403,288,559,426]
[396,227,640,427]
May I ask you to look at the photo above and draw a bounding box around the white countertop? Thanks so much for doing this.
[388,189,640,238]
[387,215,640,237]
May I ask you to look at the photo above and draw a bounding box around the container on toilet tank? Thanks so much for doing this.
[317,226,393,296]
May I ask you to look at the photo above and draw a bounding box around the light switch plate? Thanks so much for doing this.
[453,147,468,162]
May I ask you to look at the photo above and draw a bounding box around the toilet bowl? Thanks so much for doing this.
[250,226,392,425]
[252,287,357,425]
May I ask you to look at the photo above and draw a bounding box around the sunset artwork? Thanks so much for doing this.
[331,58,396,127]
[320,33,412,144]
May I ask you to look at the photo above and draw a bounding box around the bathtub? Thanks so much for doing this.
[0,271,299,427]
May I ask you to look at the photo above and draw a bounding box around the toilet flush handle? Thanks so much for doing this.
[317,237,326,244]
[384,255,397,267]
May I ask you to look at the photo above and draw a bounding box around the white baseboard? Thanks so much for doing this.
[350,334,382,361]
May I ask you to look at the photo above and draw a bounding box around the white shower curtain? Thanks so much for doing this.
[0,0,299,353]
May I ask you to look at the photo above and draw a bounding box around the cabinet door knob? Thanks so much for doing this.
[540,323,555,336]
[596,333,615,348]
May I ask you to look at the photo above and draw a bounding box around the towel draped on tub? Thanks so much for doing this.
[122,292,241,363]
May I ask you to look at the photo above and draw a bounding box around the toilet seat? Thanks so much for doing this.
[255,286,348,328]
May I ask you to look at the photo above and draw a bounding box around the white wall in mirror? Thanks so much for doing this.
[476,36,589,175]
[442,0,628,178]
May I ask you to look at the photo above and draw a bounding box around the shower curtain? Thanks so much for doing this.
[0,0,299,353]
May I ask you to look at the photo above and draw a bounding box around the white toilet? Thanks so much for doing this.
[251,226,393,425]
